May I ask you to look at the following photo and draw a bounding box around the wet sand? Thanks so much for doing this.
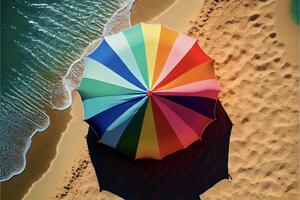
[131,0,203,32]
[130,0,175,25]
[1,107,72,200]
[147,0,203,32]
[22,92,88,200]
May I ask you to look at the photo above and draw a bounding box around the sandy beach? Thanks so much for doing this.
[5,0,299,199]
[188,0,299,199]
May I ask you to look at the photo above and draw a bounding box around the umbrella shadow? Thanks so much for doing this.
[86,101,232,200]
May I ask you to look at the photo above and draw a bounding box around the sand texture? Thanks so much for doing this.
[187,0,299,199]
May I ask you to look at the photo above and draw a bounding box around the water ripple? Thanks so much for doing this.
[1,0,133,181]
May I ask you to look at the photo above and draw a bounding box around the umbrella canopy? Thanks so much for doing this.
[78,22,221,159]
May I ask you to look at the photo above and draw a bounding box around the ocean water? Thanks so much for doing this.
[0,0,134,181]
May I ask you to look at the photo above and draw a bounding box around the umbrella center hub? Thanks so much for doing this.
[146,90,152,97]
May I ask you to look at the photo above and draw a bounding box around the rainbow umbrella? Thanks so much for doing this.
[78,23,220,159]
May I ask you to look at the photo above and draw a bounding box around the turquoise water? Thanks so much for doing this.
[1,0,134,181]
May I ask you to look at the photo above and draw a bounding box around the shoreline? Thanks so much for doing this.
[22,92,88,200]
[1,107,72,200]
[21,0,203,199]
[1,0,125,186]
[1,0,125,198]
[1,23,102,200]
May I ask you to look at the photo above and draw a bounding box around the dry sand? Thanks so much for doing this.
[187,0,299,199]
[22,0,299,199]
